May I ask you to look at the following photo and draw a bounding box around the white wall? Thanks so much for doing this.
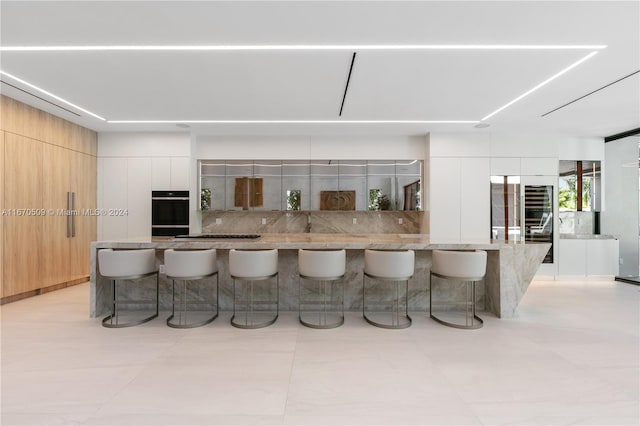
[98,132,191,240]
[195,135,426,159]
[602,136,639,277]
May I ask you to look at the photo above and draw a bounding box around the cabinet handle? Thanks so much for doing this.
[66,192,72,238]
[71,192,77,237]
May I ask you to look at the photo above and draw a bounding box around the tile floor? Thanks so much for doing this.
[1,279,638,425]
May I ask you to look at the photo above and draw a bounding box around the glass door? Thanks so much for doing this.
[523,184,554,263]
[491,175,555,265]
[490,176,522,241]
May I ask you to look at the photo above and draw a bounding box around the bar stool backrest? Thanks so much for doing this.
[164,249,217,279]
[431,250,487,279]
[364,250,415,279]
[99,248,157,278]
[298,249,346,278]
[229,249,278,278]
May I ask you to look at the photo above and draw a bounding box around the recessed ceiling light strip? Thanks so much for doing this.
[481,51,599,121]
[0,44,607,52]
[107,120,479,124]
[0,70,106,121]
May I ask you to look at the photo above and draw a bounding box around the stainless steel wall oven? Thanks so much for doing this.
[151,190,189,236]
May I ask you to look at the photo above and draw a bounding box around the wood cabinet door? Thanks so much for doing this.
[3,134,43,295]
[42,144,71,286]
[0,131,4,298]
[69,151,97,279]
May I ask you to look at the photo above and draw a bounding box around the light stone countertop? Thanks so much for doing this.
[559,234,618,240]
[92,233,530,251]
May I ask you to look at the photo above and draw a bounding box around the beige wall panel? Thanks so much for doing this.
[3,134,43,295]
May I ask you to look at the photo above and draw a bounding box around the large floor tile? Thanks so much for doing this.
[0,280,638,426]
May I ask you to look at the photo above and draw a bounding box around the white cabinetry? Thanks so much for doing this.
[152,157,190,190]
[151,158,171,190]
[100,158,128,240]
[430,158,461,241]
[127,158,152,239]
[461,158,490,241]
[559,238,619,276]
[586,239,619,275]
[170,157,190,190]
[558,239,587,275]
[99,156,190,240]
[521,157,558,176]
[430,157,490,241]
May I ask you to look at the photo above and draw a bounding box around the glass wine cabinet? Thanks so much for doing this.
[491,176,554,263]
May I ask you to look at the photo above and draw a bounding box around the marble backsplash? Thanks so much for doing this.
[201,210,428,234]
[559,211,597,234]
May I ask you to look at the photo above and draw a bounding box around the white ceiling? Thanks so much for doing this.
[1,1,638,138]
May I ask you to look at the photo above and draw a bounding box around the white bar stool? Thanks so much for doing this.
[229,249,279,329]
[298,249,346,329]
[164,249,219,329]
[363,249,414,329]
[430,249,487,330]
[99,248,159,328]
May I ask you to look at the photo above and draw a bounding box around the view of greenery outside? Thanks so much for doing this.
[201,188,212,210]
[368,189,382,210]
[559,176,592,211]
[368,189,391,211]
[286,189,301,211]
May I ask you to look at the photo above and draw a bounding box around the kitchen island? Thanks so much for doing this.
[90,234,550,319]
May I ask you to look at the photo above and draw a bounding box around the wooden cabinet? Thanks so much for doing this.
[1,95,97,301]
[42,143,71,286]
[0,131,4,298]
[69,151,97,279]
[3,133,44,295]
[41,146,97,288]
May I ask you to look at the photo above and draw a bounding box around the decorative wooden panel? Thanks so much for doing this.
[320,191,356,210]
[234,177,263,208]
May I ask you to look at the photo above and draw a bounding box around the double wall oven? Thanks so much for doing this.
[151,190,189,237]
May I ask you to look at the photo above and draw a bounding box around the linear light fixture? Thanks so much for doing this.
[0,70,106,121]
[481,51,599,121]
[107,120,479,124]
[0,44,608,52]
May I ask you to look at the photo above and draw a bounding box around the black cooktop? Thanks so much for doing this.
[175,234,261,240]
